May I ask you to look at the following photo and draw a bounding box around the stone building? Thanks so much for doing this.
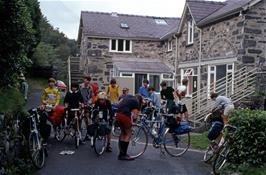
[75,0,265,102]
[77,11,180,93]
[175,0,266,98]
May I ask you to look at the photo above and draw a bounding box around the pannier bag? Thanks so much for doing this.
[175,121,191,134]
[50,106,65,126]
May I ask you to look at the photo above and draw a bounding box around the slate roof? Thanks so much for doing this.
[80,11,180,40]
[187,0,225,23]
[113,58,172,73]
[197,0,254,26]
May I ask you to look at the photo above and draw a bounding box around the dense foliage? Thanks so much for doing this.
[0,0,41,88]
[31,17,78,81]
[228,109,266,167]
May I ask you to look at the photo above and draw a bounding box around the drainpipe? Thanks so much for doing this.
[198,27,202,114]
[173,34,178,89]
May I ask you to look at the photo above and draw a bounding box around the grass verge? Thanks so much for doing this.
[189,132,210,150]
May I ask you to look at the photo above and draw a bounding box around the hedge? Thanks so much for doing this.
[228,109,266,167]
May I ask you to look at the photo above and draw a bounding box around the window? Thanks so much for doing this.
[187,20,194,45]
[120,23,129,29]
[167,40,173,51]
[154,19,167,25]
[149,74,160,92]
[110,39,132,52]
[120,72,133,77]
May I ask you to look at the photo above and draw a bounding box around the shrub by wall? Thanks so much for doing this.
[228,109,266,167]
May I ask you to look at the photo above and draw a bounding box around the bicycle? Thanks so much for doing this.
[55,108,83,148]
[27,108,46,169]
[128,108,191,159]
[203,109,224,163]
[91,108,111,156]
[212,124,237,175]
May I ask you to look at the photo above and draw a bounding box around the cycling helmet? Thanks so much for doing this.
[98,91,107,99]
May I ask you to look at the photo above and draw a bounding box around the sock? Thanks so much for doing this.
[119,141,127,156]
[124,141,129,156]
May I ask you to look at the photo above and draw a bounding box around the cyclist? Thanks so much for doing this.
[40,78,60,144]
[64,83,84,125]
[116,94,142,160]
[148,87,161,111]
[207,92,235,147]
[160,81,174,113]
[118,87,129,102]
[93,92,114,152]
[138,79,149,98]
[173,78,189,121]
[106,78,120,104]
[41,78,60,108]
[210,92,234,126]
[80,76,94,105]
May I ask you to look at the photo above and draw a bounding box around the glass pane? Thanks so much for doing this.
[149,75,160,92]
[118,39,124,51]
[216,65,226,80]
[125,40,130,51]
[111,40,116,50]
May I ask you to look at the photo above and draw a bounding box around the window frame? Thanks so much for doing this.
[167,40,173,51]
[109,39,132,53]
[187,20,194,45]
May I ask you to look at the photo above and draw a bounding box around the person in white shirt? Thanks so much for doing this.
[173,79,189,120]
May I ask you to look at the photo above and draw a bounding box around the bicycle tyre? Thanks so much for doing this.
[80,117,88,141]
[111,125,121,137]
[28,132,45,169]
[55,124,65,142]
[163,130,190,157]
[127,124,148,159]
[93,131,107,156]
[212,143,230,175]
[203,145,215,163]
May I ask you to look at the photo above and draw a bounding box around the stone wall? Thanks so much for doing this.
[79,35,173,89]
[244,0,266,95]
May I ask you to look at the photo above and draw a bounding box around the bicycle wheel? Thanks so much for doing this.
[203,145,215,163]
[111,125,121,137]
[163,130,190,157]
[28,132,45,169]
[93,132,107,156]
[127,124,148,159]
[212,143,230,175]
[80,117,88,141]
[55,124,65,142]
[75,131,81,149]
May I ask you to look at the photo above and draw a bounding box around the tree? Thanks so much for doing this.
[0,0,41,88]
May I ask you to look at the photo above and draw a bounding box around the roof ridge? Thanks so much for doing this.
[187,0,225,5]
[81,11,180,20]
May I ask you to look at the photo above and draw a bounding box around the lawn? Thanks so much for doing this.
[189,132,210,150]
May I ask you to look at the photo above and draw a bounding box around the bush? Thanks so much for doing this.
[0,88,25,113]
[228,109,266,167]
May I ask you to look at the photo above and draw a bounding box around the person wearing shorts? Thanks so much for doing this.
[115,94,142,160]
[210,92,234,125]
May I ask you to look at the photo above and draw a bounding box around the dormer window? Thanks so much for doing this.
[110,39,132,52]
[155,19,167,25]
[167,40,173,51]
[187,20,194,45]
[120,23,129,29]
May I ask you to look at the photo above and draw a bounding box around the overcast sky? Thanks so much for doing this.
[39,0,224,40]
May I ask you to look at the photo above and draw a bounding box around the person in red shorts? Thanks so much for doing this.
[116,94,142,160]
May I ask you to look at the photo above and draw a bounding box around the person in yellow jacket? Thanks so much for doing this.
[41,78,60,107]
[106,78,120,104]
